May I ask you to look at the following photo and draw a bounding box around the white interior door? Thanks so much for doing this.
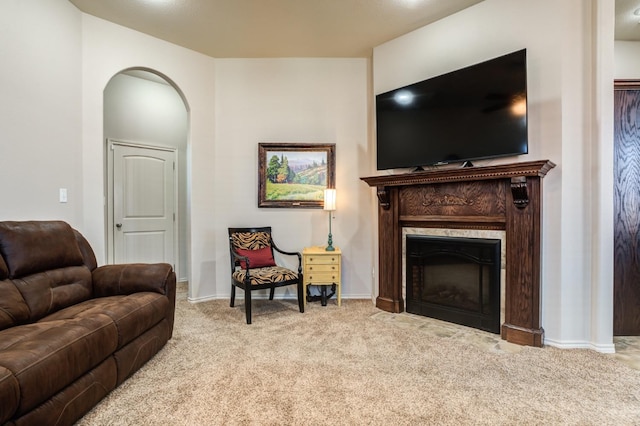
[110,142,176,266]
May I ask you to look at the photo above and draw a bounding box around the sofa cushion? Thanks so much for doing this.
[11,357,117,426]
[0,315,118,416]
[114,319,171,385]
[42,293,169,349]
[0,280,30,331]
[0,221,84,279]
[0,365,19,424]
[11,266,92,322]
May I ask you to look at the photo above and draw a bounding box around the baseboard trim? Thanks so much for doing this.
[186,294,374,304]
[187,294,219,303]
[544,338,616,354]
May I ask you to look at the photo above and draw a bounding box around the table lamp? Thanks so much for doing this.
[323,188,336,251]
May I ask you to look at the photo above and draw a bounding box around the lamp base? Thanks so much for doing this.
[326,213,335,251]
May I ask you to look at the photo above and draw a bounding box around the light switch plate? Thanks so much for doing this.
[59,188,68,203]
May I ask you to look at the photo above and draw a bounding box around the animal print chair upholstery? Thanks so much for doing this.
[228,227,304,324]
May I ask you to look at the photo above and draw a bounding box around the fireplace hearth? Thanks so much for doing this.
[406,235,501,333]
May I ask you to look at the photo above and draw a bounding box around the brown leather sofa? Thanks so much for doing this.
[0,221,176,425]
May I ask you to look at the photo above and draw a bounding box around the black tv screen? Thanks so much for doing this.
[375,49,528,170]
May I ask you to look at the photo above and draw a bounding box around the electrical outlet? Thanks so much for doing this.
[59,188,68,203]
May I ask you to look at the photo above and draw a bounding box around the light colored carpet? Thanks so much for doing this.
[77,287,640,425]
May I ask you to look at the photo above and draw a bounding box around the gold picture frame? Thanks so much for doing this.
[258,142,336,208]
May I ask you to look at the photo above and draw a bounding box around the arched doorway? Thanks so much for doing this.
[103,68,189,283]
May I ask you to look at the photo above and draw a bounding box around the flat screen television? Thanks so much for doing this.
[375,49,528,170]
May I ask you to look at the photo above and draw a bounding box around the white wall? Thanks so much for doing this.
[81,15,372,301]
[0,0,83,225]
[212,58,371,300]
[104,73,188,147]
[615,41,640,78]
[372,0,615,351]
[0,2,371,302]
[80,14,216,300]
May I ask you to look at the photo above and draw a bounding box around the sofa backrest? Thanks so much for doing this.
[0,248,30,330]
[0,221,85,278]
[73,228,98,272]
[0,279,30,331]
[0,251,7,280]
[0,221,95,327]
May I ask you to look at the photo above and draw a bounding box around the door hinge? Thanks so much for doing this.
[173,213,176,222]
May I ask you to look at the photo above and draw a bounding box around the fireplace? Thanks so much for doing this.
[361,160,555,347]
[406,235,501,333]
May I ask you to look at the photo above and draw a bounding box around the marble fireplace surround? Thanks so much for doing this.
[362,160,555,347]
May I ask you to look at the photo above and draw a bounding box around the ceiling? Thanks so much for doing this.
[68,0,640,58]
[616,0,640,40]
[68,0,484,58]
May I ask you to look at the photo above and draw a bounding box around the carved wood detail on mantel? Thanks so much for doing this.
[376,188,390,210]
[361,160,556,348]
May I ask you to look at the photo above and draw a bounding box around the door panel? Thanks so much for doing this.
[123,155,166,217]
[112,143,176,266]
[123,231,167,264]
[614,86,640,335]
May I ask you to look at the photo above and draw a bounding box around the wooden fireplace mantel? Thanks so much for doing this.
[361,160,555,347]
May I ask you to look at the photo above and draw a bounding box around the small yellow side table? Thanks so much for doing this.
[302,246,341,306]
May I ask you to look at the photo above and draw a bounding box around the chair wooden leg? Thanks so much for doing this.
[269,287,275,300]
[230,284,236,307]
[245,288,252,324]
[297,279,304,313]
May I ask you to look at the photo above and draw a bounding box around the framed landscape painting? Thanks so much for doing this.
[258,142,335,208]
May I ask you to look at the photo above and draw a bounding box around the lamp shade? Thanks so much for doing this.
[323,188,336,211]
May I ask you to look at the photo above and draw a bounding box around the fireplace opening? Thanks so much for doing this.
[406,235,501,334]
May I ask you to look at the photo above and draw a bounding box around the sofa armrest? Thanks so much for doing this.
[92,263,175,298]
